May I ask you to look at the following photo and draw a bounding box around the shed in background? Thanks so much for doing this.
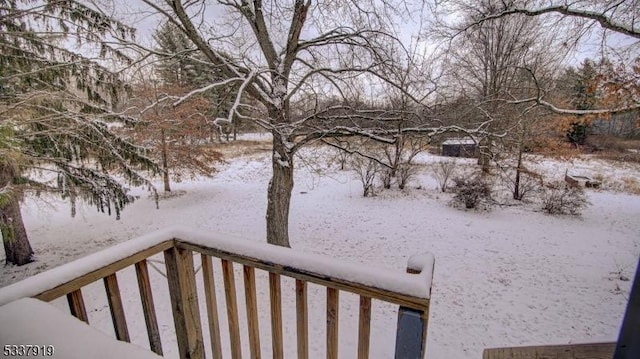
[441,138,477,158]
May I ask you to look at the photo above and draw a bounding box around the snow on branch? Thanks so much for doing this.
[507,97,640,115]
[213,69,258,127]
[466,5,640,39]
[172,77,245,107]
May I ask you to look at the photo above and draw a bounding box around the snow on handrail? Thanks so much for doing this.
[0,226,434,306]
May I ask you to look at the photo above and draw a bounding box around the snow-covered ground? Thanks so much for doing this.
[1,145,639,359]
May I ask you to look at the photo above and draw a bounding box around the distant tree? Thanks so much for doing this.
[445,0,640,115]
[0,0,159,265]
[597,57,640,118]
[553,57,640,146]
[435,0,560,173]
[127,79,223,192]
[560,59,601,146]
[566,122,589,146]
[153,22,212,88]
[436,0,564,199]
[572,60,600,111]
[153,21,245,140]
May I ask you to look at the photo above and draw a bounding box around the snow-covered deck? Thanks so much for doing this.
[0,227,435,359]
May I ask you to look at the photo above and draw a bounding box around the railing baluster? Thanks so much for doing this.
[164,247,205,359]
[357,296,372,359]
[326,287,339,359]
[221,259,242,359]
[103,273,130,342]
[296,279,308,359]
[67,289,89,323]
[244,266,262,359]
[201,255,223,359]
[135,259,163,355]
[269,273,284,359]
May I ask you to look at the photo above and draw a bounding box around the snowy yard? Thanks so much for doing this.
[1,143,639,359]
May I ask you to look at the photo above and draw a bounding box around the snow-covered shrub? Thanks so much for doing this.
[433,160,457,192]
[541,182,589,215]
[452,176,492,209]
[349,156,380,197]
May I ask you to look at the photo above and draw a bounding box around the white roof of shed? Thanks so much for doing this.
[442,138,476,145]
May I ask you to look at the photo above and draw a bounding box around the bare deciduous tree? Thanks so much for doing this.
[124,0,475,247]
[433,0,582,200]
[439,0,640,115]
[434,0,564,172]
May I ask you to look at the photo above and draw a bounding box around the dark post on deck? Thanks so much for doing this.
[394,255,433,359]
[614,257,640,359]
[395,307,428,358]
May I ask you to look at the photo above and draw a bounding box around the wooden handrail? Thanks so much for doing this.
[0,227,435,359]
[483,342,616,358]
[0,228,433,308]
[35,241,174,302]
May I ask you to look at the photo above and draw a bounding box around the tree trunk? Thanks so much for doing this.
[513,141,524,200]
[160,129,171,192]
[478,137,492,173]
[266,133,294,248]
[1,199,33,266]
[392,125,403,177]
[0,163,33,266]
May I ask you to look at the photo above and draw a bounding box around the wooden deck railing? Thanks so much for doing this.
[0,227,435,359]
[483,342,616,359]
